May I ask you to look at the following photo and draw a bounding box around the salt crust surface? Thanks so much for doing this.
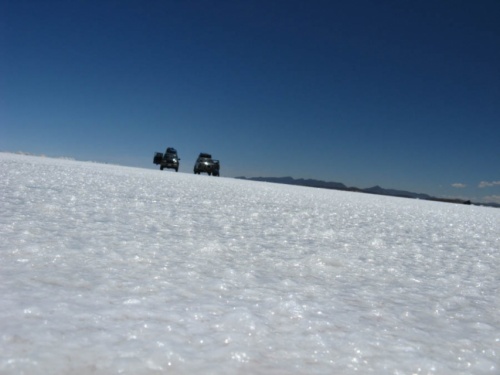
[1,153,499,374]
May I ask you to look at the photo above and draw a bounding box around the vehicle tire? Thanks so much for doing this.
[160,166,164,170]
[175,167,178,172]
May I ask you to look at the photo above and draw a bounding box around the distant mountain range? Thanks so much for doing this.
[236,176,500,208]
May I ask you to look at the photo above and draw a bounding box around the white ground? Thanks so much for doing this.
[1,152,499,374]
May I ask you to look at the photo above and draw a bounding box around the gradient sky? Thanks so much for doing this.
[1,0,499,203]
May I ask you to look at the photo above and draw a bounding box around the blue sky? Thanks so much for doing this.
[1,0,499,203]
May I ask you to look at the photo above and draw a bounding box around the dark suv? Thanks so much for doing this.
[153,147,180,171]
[194,153,220,176]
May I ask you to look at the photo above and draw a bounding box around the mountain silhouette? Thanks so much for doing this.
[236,176,498,207]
